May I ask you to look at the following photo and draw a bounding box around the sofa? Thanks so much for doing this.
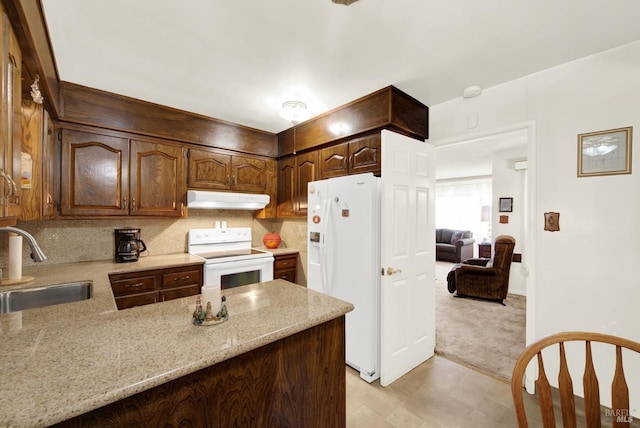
[436,228,475,263]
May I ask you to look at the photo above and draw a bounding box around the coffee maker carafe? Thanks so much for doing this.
[114,228,147,263]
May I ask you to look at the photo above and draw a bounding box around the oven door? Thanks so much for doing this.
[204,256,274,290]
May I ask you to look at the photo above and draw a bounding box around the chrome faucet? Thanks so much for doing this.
[0,226,47,262]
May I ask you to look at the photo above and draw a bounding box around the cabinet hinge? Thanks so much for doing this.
[57,130,62,142]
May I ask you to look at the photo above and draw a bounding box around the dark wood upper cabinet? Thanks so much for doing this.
[188,148,270,194]
[20,101,57,220]
[295,151,317,216]
[231,155,268,193]
[130,140,185,217]
[276,157,296,218]
[1,5,22,222]
[60,126,186,217]
[187,149,231,190]
[319,143,349,179]
[318,132,381,179]
[277,151,317,218]
[60,129,129,216]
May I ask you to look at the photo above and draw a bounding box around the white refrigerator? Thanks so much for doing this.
[307,173,381,382]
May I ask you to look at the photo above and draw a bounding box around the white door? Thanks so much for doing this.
[380,130,436,386]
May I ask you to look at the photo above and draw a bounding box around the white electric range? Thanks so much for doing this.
[188,227,274,289]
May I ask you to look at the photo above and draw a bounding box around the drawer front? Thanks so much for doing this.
[160,284,201,302]
[162,269,201,289]
[274,256,296,271]
[111,275,157,296]
[115,291,159,310]
[275,269,296,283]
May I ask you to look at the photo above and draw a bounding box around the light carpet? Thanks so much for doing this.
[434,261,526,382]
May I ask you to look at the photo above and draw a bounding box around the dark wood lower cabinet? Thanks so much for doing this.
[55,316,346,428]
[274,253,298,284]
[110,264,202,310]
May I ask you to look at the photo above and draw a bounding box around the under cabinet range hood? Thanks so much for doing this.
[187,190,269,210]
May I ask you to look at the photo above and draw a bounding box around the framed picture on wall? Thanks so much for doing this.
[499,197,513,212]
[577,126,632,177]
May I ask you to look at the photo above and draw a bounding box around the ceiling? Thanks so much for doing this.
[40,0,640,135]
[435,129,528,180]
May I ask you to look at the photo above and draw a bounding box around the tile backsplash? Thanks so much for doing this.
[0,212,309,284]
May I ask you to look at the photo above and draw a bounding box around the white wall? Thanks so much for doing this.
[492,147,527,295]
[429,40,640,411]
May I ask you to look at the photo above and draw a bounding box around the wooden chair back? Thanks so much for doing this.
[511,331,640,427]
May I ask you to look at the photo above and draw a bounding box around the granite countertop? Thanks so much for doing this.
[258,246,300,256]
[0,254,352,427]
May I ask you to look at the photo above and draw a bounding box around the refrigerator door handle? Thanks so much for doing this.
[319,198,329,294]
[321,197,336,295]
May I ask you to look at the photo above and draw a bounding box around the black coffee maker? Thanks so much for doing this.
[114,228,147,263]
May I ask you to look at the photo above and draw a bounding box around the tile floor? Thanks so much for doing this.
[345,355,557,428]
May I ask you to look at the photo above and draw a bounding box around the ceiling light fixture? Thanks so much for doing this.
[279,100,311,125]
[462,85,483,99]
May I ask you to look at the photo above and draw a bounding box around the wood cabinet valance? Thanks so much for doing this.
[277,86,428,157]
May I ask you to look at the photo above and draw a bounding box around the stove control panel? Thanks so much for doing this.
[189,227,251,245]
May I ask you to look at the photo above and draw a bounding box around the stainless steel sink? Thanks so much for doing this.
[0,281,92,314]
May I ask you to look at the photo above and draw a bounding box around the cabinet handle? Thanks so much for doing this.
[233,175,237,186]
[226,174,230,186]
[162,295,165,302]
[281,261,291,267]
[123,198,127,210]
[46,193,53,205]
[174,276,190,281]
[7,176,17,197]
[132,198,136,210]
[154,297,158,303]
[125,282,144,288]
[0,169,16,198]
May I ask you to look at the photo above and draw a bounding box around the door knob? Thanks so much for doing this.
[386,267,402,276]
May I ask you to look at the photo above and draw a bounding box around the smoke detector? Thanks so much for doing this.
[463,85,483,99]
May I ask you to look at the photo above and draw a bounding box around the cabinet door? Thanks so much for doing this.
[60,129,129,216]
[19,100,41,220]
[254,158,277,219]
[1,13,22,219]
[19,102,56,221]
[115,292,159,310]
[319,143,348,179]
[276,157,296,218]
[187,148,231,190]
[295,151,317,216]
[349,133,381,176]
[231,154,267,193]
[274,253,297,284]
[160,284,201,302]
[130,140,185,217]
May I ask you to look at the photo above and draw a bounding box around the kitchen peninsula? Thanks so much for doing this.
[0,255,352,427]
